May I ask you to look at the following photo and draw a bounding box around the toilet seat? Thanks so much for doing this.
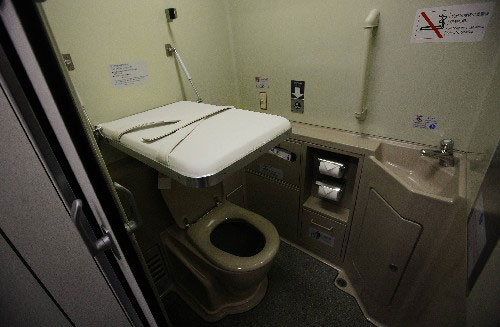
[187,201,279,273]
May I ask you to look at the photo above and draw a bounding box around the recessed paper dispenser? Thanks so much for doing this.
[318,158,346,179]
[316,180,344,202]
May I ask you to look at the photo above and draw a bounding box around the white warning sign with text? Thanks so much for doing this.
[109,62,149,88]
[411,2,495,43]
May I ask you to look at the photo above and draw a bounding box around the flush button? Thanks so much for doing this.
[291,99,304,113]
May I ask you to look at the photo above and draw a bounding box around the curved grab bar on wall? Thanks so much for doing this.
[355,9,380,121]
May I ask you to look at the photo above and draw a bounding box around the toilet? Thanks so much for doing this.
[160,186,280,322]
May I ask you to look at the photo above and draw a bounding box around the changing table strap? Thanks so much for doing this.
[155,119,204,165]
[142,107,230,143]
[117,120,180,140]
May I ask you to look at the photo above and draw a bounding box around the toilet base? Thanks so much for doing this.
[161,226,270,322]
[169,276,268,322]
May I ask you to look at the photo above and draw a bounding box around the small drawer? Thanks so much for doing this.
[246,140,302,186]
[300,209,346,262]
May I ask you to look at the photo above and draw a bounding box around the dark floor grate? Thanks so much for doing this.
[144,244,169,296]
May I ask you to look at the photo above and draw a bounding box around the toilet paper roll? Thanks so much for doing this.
[318,158,346,179]
[316,181,344,202]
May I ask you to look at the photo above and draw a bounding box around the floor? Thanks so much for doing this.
[163,241,372,326]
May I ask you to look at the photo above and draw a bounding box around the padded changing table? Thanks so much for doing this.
[98,101,291,187]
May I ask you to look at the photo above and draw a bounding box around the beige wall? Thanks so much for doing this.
[42,0,499,152]
[227,0,500,151]
[42,0,238,124]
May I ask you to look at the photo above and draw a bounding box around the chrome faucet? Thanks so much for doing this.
[420,139,455,167]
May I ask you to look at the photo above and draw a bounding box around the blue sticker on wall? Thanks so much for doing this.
[413,114,438,130]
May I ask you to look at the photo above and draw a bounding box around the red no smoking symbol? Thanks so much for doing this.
[421,12,443,38]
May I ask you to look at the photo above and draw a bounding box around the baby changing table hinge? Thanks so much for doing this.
[92,125,103,140]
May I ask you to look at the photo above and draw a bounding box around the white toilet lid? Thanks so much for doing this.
[186,202,280,272]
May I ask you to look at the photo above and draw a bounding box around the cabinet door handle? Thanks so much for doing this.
[310,219,333,231]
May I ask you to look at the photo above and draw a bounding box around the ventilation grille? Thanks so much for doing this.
[144,244,169,296]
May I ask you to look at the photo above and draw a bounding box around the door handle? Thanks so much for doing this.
[113,182,143,235]
[310,219,334,231]
[71,199,121,258]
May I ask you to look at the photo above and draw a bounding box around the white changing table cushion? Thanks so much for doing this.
[98,101,291,179]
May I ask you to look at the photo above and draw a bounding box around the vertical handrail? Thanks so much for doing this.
[113,182,143,234]
[355,9,380,121]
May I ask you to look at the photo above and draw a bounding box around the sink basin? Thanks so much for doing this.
[373,142,464,200]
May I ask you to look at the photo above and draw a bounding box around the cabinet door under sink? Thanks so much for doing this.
[353,189,422,305]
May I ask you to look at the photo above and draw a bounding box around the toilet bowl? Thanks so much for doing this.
[161,201,279,322]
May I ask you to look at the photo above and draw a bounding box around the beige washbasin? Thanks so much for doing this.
[373,142,464,200]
